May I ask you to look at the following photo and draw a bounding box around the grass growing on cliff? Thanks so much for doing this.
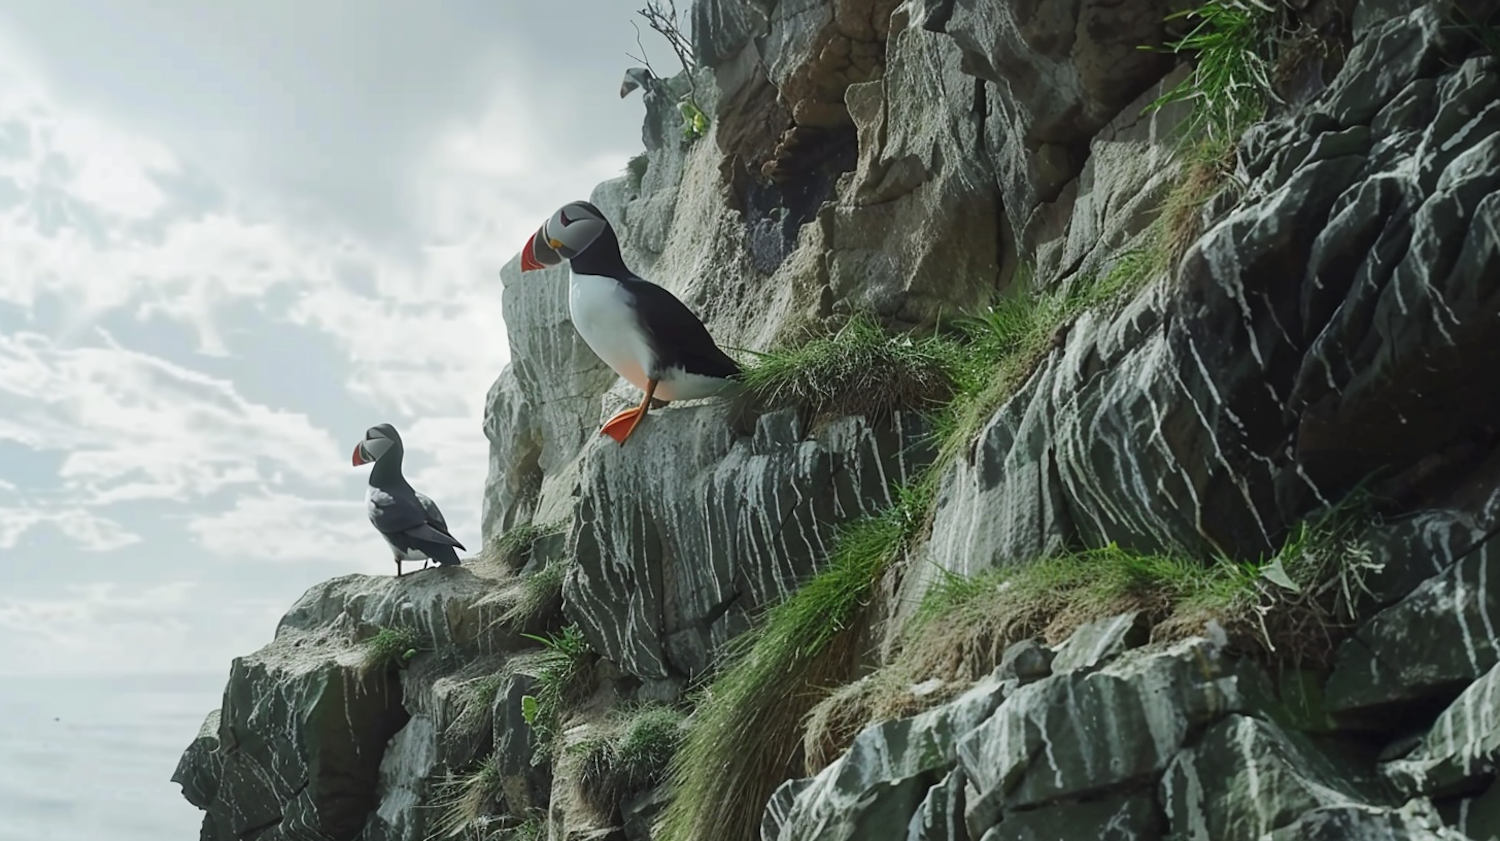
[520,624,596,764]
[658,482,930,841]
[501,558,569,630]
[488,519,567,571]
[1146,0,1281,149]
[572,703,686,818]
[428,758,503,839]
[360,625,424,676]
[740,314,963,427]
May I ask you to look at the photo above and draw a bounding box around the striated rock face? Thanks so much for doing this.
[181,1,1500,840]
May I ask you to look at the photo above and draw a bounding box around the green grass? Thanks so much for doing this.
[359,625,424,676]
[489,520,566,571]
[428,759,503,839]
[502,558,568,629]
[1144,0,1281,149]
[739,314,964,427]
[519,624,595,765]
[572,704,686,817]
[658,484,929,841]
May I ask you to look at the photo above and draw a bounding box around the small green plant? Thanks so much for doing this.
[1144,0,1282,149]
[572,704,686,817]
[658,484,929,841]
[360,625,424,675]
[519,624,596,763]
[489,520,566,571]
[678,99,709,140]
[428,759,503,839]
[625,151,650,192]
[740,314,963,427]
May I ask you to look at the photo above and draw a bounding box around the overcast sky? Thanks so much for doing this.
[0,0,679,678]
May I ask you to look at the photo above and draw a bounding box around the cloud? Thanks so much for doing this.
[0,328,341,504]
[186,491,378,564]
[0,505,139,551]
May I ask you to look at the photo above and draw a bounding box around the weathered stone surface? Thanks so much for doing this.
[1326,531,1500,713]
[995,639,1052,684]
[908,768,969,841]
[1163,714,1385,841]
[961,639,1255,836]
[764,668,1011,841]
[568,409,932,681]
[982,792,1161,841]
[172,710,223,811]
[1438,776,1500,840]
[1050,611,1150,674]
[1384,661,1500,798]
[493,668,549,814]
[1264,802,1475,841]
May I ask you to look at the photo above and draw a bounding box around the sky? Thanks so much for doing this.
[0,1,679,678]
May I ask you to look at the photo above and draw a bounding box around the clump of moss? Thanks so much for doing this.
[573,704,686,818]
[359,625,423,676]
[658,483,929,841]
[740,314,963,427]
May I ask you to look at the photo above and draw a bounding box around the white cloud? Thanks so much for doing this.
[187,491,379,564]
[0,328,341,504]
[0,505,139,551]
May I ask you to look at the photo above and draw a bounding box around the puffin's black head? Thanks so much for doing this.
[352,423,402,467]
[520,201,609,272]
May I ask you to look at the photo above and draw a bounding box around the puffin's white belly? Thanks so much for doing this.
[568,271,736,403]
[569,272,654,392]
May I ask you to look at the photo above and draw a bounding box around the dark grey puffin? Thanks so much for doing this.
[351,423,466,576]
[520,200,741,445]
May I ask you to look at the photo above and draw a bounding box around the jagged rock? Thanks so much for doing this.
[910,4,1500,604]
[1163,714,1387,841]
[1384,661,1500,798]
[567,409,932,681]
[826,6,1000,326]
[764,667,1012,841]
[1325,531,1500,713]
[983,793,1161,841]
[908,768,969,841]
[493,669,549,814]
[1264,802,1475,841]
[172,710,223,811]
[995,639,1052,683]
[960,639,1258,836]
[1049,611,1150,674]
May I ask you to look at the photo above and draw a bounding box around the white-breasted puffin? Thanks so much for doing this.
[352,423,467,576]
[519,200,742,445]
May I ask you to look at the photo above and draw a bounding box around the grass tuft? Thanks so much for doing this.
[572,704,686,818]
[502,559,568,629]
[519,624,596,765]
[626,152,650,192]
[488,520,566,572]
[360,625,424,677]
[739,315,962,427]
[1145,0,1282,149]
[428,759,503,839]
[658,484,929,841]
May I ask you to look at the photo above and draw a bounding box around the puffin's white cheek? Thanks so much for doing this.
[365,437,394,461]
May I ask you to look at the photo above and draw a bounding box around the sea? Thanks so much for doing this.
[0,672,227,841]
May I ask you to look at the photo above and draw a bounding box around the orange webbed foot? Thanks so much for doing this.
[600,408,645,445]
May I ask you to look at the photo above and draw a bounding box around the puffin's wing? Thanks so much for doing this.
[415,491,467,551]
[368,487,427,535]
[624,278,742,379]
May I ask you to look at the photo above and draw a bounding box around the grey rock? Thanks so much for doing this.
[1384,661,1500,798]
[172,710,223,810]
[1326,530,1500,713]
[1264,802,1476,841]
[1050,611,1150,674]
[621,786,670,841]
[568,409,932,681]
[907,768,969,841]
[1162,714,1386,841]
[1437,776,1500,840]
[961,639,1257,836]
[493,670,549,814]
[981,792,1161,841]
[996,639,1053,684]
[765,668,1011,841]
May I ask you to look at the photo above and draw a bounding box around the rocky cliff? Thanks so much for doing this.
[175,0,1500,839]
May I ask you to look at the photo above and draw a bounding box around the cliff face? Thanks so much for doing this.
[177,1,1500,840]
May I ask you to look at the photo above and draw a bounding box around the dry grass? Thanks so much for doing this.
[486,520,567,572]
[427,759,503,840]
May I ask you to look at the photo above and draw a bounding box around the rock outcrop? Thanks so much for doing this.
[178,1,1500,840]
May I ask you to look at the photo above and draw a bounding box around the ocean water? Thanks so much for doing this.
[0,673,226,841]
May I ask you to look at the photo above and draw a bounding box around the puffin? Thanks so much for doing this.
[519,200,742,445]
[351,423,466,577]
